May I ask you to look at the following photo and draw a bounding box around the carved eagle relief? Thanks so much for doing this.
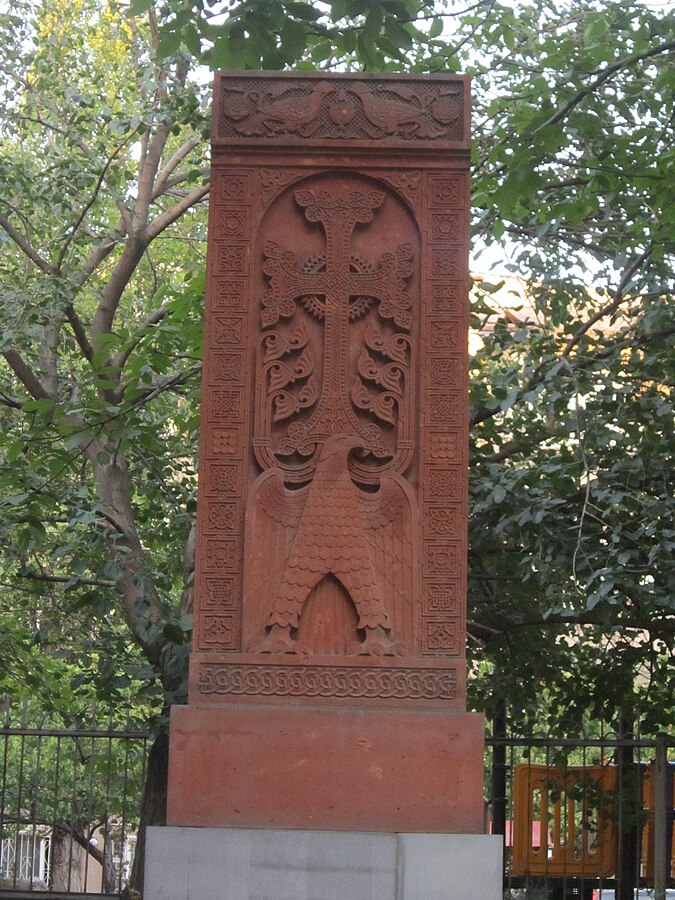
[244,434,417,656]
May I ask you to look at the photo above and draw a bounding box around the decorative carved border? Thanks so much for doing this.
[198,663,457,701]
[419,170,469,657]
[215,74,468,147]
[193,166,257,652]
[194,163,470,662]
[192,73,471,700]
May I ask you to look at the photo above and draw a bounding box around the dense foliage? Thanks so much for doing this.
[0,0,673,762]
[0,0,208,721]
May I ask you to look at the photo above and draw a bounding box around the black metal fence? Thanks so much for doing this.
[0,705,148,897]
[486,728,675,899]
[2,703,674,899]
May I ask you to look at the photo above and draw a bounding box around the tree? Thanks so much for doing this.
[0,0,673,892]
[0,698,147,893]
[0,0,207,889]
[461,0,675,734]
[0,0,207,687]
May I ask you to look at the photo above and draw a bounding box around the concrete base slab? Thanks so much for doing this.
[144,826,502,900]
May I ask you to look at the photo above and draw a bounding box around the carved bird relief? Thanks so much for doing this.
[245,433,415,656]
[348,83,449,139]
[232,83,335,137]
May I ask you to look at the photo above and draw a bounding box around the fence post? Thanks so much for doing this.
[615,714,639,900]
[491,699,507,835]
[490,699,507,892]
[654,733,668,900]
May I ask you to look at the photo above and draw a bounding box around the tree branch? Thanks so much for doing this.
[112,362,200,406]
[38,322,60,396]
[3,350,55,401]
[76,234,122,288]
[133,124,170,226]
[0,213,56,275]
[64,304,94,362]
[475,423,568,464]
[91,237,147,343]
[144,183,210,242]
[0,390,23,409]
[469,610,675,637]
[152,135,202,199]
[110,304,171,371]
[534,39,675,133]
[152,167,210,198]
[470,271,664,431]
[55,133,137,274]
[5,815,105,868]
[562,244,653,357]
[90,145,205,345]
[18,572,116,588]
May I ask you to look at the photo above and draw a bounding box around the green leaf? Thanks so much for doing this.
[183,25,201,57]
[128,0,153,16]
[331,0,347,20]
[493,486,506,503]
[362,6,384,45]
[280,18,307,61]
[157,28,183,58]
[429,17,443,39]
[584,15,609,43]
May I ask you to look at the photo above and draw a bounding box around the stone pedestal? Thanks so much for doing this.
[144,827,503,900]
[167,704,485,832]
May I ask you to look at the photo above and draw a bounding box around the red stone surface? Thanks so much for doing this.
[167,71,478,833]
[192,72,471,680]
[167,705,485,833]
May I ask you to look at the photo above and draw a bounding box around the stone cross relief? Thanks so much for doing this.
[246,186,417,657]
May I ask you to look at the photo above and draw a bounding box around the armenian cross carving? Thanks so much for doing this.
[254,187,415,485]
[245,184,418,656]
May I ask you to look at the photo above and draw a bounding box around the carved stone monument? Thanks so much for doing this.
[153,72,502,898]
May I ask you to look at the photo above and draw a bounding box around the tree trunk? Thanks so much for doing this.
[49,828,85,892]
[89,448,165,668]
[123,728,169,899]
[103,834,117,894]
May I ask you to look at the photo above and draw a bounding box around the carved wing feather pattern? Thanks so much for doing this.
[362,473,416,643]
[244,464,417,652]
[360,474,408,529]
[254,469,309,527]
[244,469,306,645]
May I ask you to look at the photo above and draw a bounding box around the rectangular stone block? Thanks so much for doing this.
[167,704,485,833]
[398,833,503,900]
[190,72,472,680]
[144,827,503,900]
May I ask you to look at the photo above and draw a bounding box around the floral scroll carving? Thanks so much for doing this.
[254,184,416,484]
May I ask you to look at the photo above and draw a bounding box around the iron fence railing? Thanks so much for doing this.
[2,702,673,900]
[485,730,675,900]
[0,705,148,896]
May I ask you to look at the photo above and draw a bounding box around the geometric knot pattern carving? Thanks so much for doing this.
[198,664,457,700]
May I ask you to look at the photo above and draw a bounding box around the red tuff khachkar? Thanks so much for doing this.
[166,72,485,836]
